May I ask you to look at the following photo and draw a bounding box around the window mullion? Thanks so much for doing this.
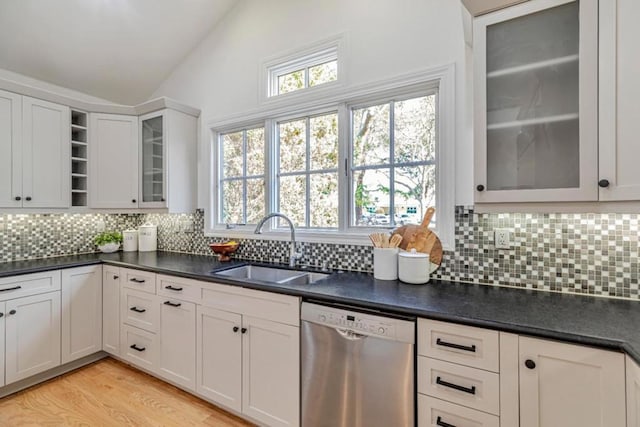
[305,117,311,228]
[389,101,396,226]
[242,130,248,224]
[265,119,276,231]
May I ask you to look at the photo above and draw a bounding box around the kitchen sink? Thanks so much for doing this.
[215,265,329,285]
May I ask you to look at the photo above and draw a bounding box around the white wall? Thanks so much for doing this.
[0,68,116,104]
[152,0,474,208]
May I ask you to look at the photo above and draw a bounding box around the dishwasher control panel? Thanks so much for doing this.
[301,302,417,341]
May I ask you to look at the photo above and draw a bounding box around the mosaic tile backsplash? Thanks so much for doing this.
[0,207,639,300]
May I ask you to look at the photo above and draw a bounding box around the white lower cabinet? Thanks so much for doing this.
[242,315,299,427]
[61,266,102,364]
[627,356,640,427]
[158,298,196,391]
[5,291,61,384]
[197,286,300,427]
[0,301,5,387]
[519,336,626,427]
[102,266,121,355]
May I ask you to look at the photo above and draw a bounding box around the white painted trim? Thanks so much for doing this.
[474,200,640,214]
[0,78,200,117]
[206,64,457,250]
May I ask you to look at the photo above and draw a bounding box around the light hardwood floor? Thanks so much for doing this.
[0,358,254,426]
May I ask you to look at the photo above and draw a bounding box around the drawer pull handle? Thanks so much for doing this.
[165,285,183,291]
[437,416,456,427]
[130,307,146,313]
[163,301,181,308]
[436,376,476,395]
[0,286,22,292]
[130,344,146,352]
[130,278,146,283]
[436,338,476,353]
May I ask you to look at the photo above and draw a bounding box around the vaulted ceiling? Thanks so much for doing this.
[0,0,237,104]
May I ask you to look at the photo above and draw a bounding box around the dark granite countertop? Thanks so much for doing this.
[1,251,639,364]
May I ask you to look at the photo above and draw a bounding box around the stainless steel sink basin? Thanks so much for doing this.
[215,265,329,285]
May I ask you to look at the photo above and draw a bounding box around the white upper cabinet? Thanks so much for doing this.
[0,90,22,208]
[598,0,640,201]
[138,109,197,212]
[21,97,71,208]
[474,0,598,203]
[89,113,139,208]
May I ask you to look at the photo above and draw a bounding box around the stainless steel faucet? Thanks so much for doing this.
[254,213,301,267]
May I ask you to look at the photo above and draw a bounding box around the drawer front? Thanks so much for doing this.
[418,357,500,416]
[121,268,156,294]
[418,318,499,372]
[157,274,202,304]
[121,288,159,333]
[121,325,157,371]
[0,270,61,301]
[418,395,499,427]
[201,282,299,326]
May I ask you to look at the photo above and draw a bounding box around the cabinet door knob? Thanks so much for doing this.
[14,196,21,201]
[0,312,3,318]
[113,275,119,280]
[132,199,137,203]
[525,359,536,369]
[241,327,247,334]
[598,179,610,188]
[25,196,32,201]
[476,184,485,192]
[161,198,165,202]
[8,310,16,315]
[233,326,239,333]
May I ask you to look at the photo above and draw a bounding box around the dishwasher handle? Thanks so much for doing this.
[336,328,368,341]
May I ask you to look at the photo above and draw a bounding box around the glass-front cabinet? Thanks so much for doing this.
[474,0,598,203]
[139,111,166,208]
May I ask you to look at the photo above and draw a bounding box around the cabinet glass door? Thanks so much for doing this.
[485,2,580,191]
[141,115,164,203]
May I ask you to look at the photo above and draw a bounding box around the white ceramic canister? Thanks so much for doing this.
[373,247,399,280]
[138,223,157,252]
[398,249,431,284]
[122,229,138,252]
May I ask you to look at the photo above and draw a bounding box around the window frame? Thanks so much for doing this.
[208,64,456,249]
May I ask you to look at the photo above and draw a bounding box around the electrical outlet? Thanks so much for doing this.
[494,228,511,249]
[181,219,194,233]
[96,220,106,232]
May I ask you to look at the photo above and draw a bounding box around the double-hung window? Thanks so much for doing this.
[277,112,339,228]
[219,127,266,225]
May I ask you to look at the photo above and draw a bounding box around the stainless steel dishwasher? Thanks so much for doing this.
[301,301,415,427]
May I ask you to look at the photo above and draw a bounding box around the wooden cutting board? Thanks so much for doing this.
[392,207,443,269]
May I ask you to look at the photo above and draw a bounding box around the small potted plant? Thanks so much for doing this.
[94,231,123,253]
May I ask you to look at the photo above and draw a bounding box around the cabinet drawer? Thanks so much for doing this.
[157,274,201,304]
[121,325,157,371]
[121,268,156,294]
[418,357,500,416]
[201,282,299,326]
[418,319,499,372]
[121,288,159,333]
[418,395,499,427]
[0,270,61,301]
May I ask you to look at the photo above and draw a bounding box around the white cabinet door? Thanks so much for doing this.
[0,301,5,387]
[22,96,70,208]
[0,90,22,208]
[89,113,139,208]
[628,356,640,427]
[474,0,598,203]
[519,336,626,427]
[158,298,196,391]
[242,316,299,427]
[5,291,61,384]
[61,266,102,363]
[139,111,166,209]
[599,0,640,200]
[102,265,121,355]
[196,305,242,413]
